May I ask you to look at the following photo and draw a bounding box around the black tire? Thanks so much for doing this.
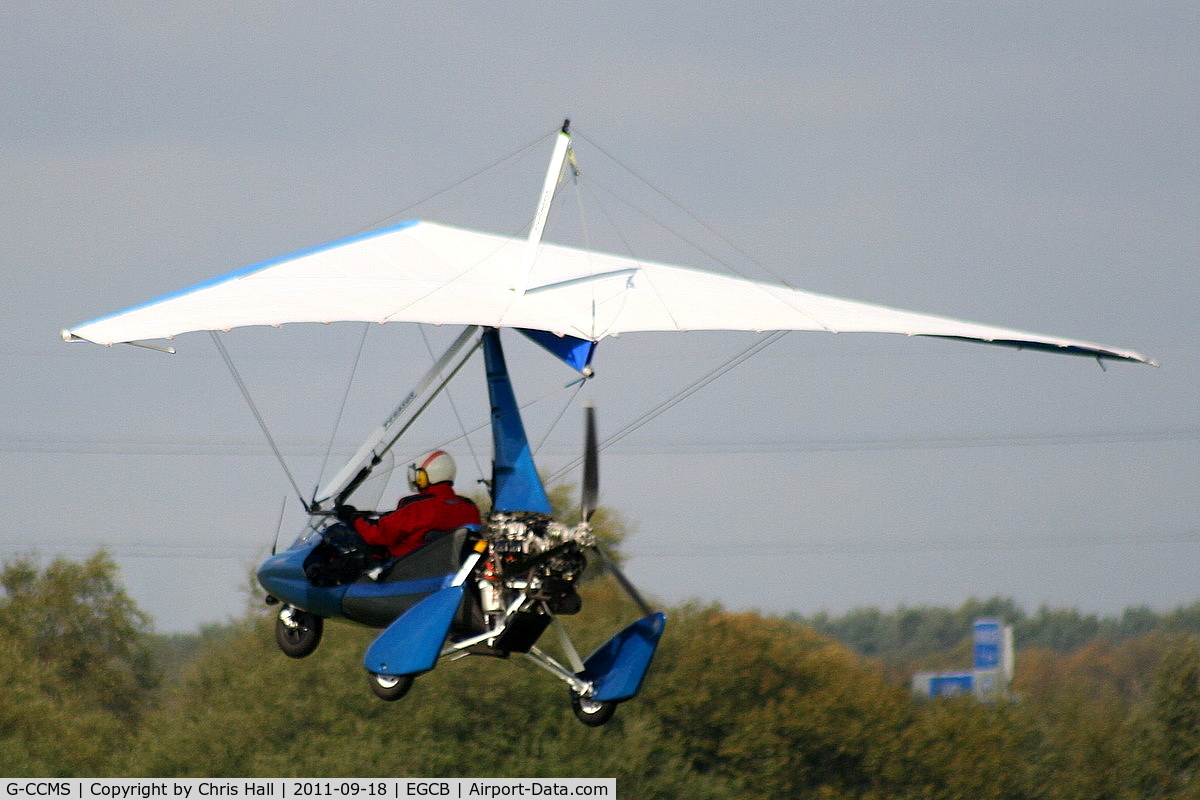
[274,607,323,659]
[368,672,415,702]
[571,693,618,727]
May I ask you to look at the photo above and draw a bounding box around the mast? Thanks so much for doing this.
[512,119,573,296]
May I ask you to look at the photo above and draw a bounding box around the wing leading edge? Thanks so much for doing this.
[62,219,1155,366]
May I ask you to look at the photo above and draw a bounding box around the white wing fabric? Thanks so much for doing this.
[63,219,1154,365]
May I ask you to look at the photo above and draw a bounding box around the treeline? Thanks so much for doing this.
[6,551,1200,799]
[791,597,1200,678]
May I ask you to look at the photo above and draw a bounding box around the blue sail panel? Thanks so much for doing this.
[517,328,597,373]
[483,330,552,514]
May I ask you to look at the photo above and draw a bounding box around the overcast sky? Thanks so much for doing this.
[3,3,1197,633]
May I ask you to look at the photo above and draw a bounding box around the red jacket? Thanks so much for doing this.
[353,482,481,558]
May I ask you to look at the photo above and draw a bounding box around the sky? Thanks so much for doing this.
[3,3,1197,633]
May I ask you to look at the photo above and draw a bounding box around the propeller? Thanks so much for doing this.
[580,401,599,523]
[578,401,654,618]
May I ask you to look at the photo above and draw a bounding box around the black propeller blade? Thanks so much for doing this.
[593,544,654,618]
[578,401,654,617]
[581,401,599,523]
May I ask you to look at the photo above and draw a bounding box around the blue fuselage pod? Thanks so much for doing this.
[257,525,476,627]
[256,533,347,618]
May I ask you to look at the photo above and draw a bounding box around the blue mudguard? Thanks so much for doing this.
[363,584,463,676]
[581,612,667,703]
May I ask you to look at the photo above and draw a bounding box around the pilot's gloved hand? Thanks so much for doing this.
[334,504,359,524]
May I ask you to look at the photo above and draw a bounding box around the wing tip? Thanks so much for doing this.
[921,334,1156,366]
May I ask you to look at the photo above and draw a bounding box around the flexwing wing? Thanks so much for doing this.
[62,219,1154,365]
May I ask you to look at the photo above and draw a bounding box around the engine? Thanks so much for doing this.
[481,512,592,617]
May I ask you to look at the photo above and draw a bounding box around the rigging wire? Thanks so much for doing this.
[227,128,559,504]
[522,128,792,487]
[360,370,593,489]
[573,127,796,288]
[270,495,289,556]
[420,325,484,479]
[316,323,372,497]
[209,331,309,510]
[535,128,806,489]
[545,330,791,485]
[352,129,557,234]
[533,378,587,458]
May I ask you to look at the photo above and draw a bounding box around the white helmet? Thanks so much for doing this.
[408,450,456,491]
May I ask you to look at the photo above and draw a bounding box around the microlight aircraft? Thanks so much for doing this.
[63,121,1153,725]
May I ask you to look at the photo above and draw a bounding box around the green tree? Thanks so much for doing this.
[1132,636,1200,798]
[882,697,1043,800]
[1011,646,1135,800]
[646,605,911,799]
[0,551,160,717]
[0,551,160,775]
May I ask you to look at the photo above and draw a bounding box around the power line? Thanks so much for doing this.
[0,544,259,561]
[605,427,1200,455]
[8,426,1193,458]
[629,528,1200,559]
[8,527,1199,563]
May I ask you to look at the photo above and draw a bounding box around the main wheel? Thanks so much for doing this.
[274,606,323,659]
[570,693,618,727]
[368,672,415,702]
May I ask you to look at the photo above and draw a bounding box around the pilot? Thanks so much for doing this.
[341,450,480,559]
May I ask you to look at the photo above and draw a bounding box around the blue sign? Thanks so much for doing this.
[928,673,974,697]
[974,619,1002,670]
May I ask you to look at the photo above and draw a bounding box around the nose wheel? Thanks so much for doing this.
[275,606,323,659]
